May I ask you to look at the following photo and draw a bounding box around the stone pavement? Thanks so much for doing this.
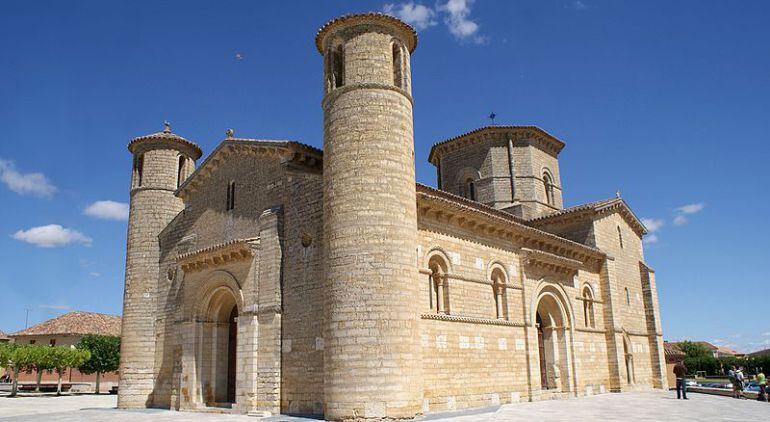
[0,391,767,421]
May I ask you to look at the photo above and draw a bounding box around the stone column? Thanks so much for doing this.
[599,257,625,392]
[640,264,667,389]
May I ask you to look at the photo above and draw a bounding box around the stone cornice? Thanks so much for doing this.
[421,313,525,327]
[528,197,647,237]
[416,184,606,268]
[428,125,566,165]
[177,238,259,273]
[521,247,583,275]
[176,139,323,200]
[128,130,202,159]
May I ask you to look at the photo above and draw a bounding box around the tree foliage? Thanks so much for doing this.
[76,335,120,375]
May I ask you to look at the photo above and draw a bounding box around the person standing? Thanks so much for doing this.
[673,360,689,400]
[735,367,746,399]
[757,371,767,402]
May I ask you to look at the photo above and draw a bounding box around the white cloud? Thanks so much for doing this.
[89,272,101,277]
[39,304,70,310]
[383,2,437,30]
[641,218,664,233]
[643,234,658,245]
[12,224,92,248]
[84,200,129,221]
[763,332,770,337]
[672,203,704,226]
[0,159,57,198]
[438,0,485,43]
[676,203,705,215]
[570,0,588,10]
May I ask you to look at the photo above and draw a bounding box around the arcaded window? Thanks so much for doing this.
[428,255,449,314]
[582,286,595,328]
[543,172,554,205]
[392,42,404,88]
[133,154,144,187]
[491,267,508,320]
[617,226,624,249]
[226,181,236,211]
[332,45,344,89]
[177,155,186,188]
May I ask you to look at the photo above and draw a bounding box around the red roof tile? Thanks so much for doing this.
[11,311,121,337]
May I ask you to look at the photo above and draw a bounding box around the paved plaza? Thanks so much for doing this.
[0,391,767,421]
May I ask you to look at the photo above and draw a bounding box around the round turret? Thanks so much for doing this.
[118,123,201,409]
[319,14,423,420]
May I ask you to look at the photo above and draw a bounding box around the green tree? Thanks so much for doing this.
[27,346,57,393]
[76,335,120,394]
[50,347,91,396]
[2,344,36,397]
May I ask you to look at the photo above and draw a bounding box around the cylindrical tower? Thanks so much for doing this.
[118,123,201,408]
[317,14,422,420]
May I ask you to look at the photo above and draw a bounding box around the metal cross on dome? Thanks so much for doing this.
[489,112,497,125]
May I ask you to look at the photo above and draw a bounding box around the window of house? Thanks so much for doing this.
[543,172,554,205]
[392,42,403,88]
[226,181,236,211]
[618,226,624,249]
[30,339,36,345]
[49,338,56,347]
[582,286,595,328]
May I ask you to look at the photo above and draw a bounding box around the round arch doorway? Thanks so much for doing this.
[534,291,573,393]
[199,286,239,407]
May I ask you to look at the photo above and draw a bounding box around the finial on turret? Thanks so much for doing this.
[616,190,621,198]
[226,128,234,138]
[488,112,497,125]
[163,120,172,133]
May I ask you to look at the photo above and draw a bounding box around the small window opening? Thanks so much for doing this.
[226,181,236,211]
[332,45,344,88]
[464,178,477,201]
[30,339,36,345]
[134,154,144,187]
[583,287,595,328]
[177,156,186,188]
[543,172,554,205]
[625,287,630,305]
[49,338,56,347]
[393,42,403,88]
[618,226,624,249]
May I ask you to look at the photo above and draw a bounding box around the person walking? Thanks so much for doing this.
[757,371,767,402]
[735,367,746,399]
[673,360,688,400]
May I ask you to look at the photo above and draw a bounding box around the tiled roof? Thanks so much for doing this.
[664,342,686,358]
[526,197,648,237]
[428,125,566,164]
[749,348,770,357]
[316,12,418,53]
[11,311,121,337]
[128,127,203,159]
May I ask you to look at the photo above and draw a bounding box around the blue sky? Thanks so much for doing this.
[1,1,768,351]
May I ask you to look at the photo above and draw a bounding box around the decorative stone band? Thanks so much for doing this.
[177,238,259,273]
[614,328,663,337]
[418,268,523,290]
[574,327,607,334]
[575,296,604,304]
[240,303,282,316]
[321,82,414,108]
[421,313,527,327]
[521,247,584,275]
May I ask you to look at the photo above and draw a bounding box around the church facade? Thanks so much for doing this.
[117,13,667,420]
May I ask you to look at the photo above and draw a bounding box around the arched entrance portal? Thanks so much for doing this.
[534,291,573,393]
[199,286,239,407]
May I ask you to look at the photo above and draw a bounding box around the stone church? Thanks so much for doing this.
[118,13,667,420]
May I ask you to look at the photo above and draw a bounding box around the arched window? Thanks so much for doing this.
[491,267,508,320]
[582,286,595,328]
[133,154,144,187]
[331,44,344,89]
[543,172,554,205]
[392,42,404,88]
[617,226,624,249]
[428,255,449,314]
[177,155,186,188]
[226,180,236,211]
[464,178,477,201]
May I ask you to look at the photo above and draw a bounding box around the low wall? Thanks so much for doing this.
[688,386,758,400]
